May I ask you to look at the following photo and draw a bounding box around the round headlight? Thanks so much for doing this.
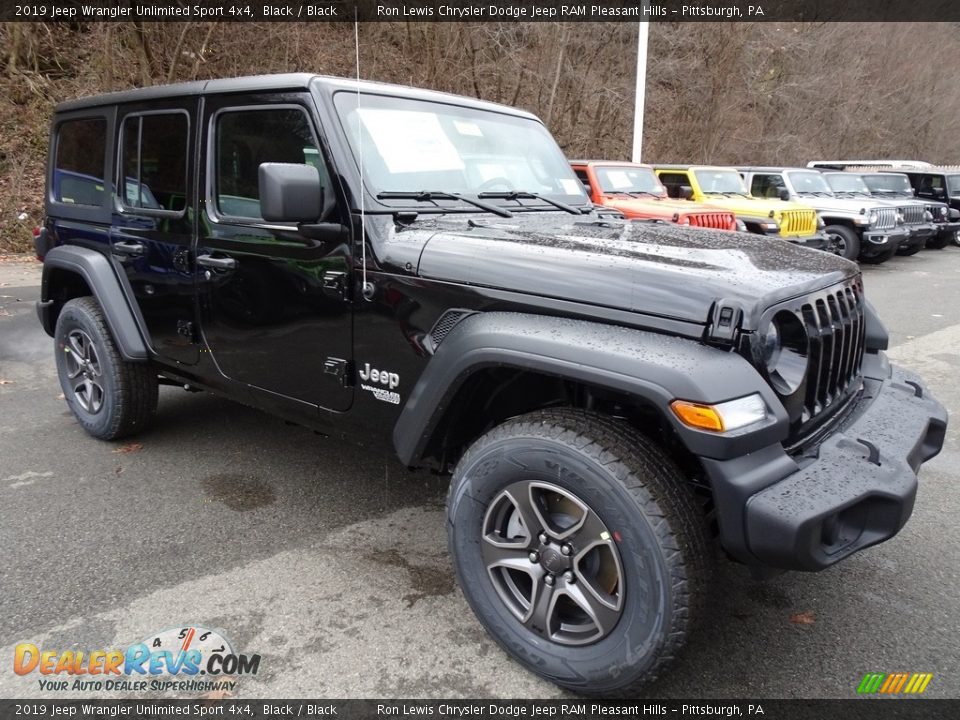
[940,206,948,218]
[762,311,809,395]
[868,211,878,224]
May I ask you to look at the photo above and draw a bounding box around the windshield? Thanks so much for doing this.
[693,169,748,194]
[786,170,832,195]
[862,174,912,194]
[948,175,960,195]
[333,92,588,206]
[825,173,871,194]
[594,165,665,196]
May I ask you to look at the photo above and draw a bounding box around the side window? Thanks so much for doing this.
[54,117,107,206]
[215,108,323,221]
[658,172,688,199]
[751,174,782,199]
[120,113,189,212]
[573,169,592,196]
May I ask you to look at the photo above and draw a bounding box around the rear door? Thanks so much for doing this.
[195,92,353,412]
[110,100,199,365]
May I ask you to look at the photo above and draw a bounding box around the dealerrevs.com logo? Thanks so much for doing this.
[13,625,260,693]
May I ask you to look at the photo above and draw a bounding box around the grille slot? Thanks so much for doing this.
[799,281,866,420]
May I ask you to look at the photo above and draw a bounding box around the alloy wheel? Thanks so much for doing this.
[481,480,624,646]
[63,329,104,414]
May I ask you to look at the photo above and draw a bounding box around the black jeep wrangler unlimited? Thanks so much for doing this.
[35,74,946,695]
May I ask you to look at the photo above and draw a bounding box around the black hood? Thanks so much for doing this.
[388,214,856,329]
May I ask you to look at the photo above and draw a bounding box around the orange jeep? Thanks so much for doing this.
[571,160,738,231]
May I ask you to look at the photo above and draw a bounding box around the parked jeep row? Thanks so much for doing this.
[573,158,960,264]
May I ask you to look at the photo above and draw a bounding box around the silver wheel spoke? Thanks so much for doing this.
[482,538,534,573]
[563,580,621,636]
[524,573,557,636]
[503,488,545,542]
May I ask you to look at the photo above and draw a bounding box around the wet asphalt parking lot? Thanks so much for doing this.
[0,247,958,700]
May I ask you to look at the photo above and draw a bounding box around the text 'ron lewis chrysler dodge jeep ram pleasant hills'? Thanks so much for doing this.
[34,74,947,696]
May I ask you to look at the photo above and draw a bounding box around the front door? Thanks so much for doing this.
[196,94,353,412]
[111,101,199,365]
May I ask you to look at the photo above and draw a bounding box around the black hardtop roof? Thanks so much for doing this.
[852,165,960,175]
[54,73,539,120]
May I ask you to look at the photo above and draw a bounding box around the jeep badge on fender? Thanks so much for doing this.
[35,74,947,696]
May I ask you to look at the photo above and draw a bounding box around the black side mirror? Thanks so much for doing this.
[679,185,694,201]
[258,163,323,223]
[779,188,791,201]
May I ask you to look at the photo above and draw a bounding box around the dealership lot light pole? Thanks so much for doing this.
[632,12,650,163]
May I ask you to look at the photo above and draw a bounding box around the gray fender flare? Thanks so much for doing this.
[393,312,788,465]
[40,246,149,361]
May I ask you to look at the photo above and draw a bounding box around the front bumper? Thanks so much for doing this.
[860,226,908,257]
[934,221,960,243]
[905,222,937,243]
[785,231,830,251]
[702,358,946,571]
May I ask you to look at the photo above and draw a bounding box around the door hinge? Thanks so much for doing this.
[173,248,192,273]
[324,357,353,387]
[322,271,348,301]
[177,320,195,341]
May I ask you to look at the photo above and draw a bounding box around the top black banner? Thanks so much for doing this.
[3,0,960,23]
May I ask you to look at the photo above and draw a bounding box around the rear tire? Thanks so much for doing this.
[54,296,158,440]
[824,225,860,261]
[446,408,712,696]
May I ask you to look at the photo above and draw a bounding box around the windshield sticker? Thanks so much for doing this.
[357,108,465,174]
[560,178,583,195]
[605,171,633,190]
[453,120,484,137]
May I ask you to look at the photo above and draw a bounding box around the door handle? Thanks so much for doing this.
[196,254,237,270]
[112,241,146,257]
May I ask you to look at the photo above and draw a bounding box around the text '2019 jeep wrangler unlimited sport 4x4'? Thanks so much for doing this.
[35,74,946,696]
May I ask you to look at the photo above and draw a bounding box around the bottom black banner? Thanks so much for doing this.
[0,699,956,720]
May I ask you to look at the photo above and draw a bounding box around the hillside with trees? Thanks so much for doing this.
[2,20,959,252]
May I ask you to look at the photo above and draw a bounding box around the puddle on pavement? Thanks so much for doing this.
[366,548,455,607]
[201,473,276,511]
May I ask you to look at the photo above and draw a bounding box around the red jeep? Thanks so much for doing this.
[572,160,738,230]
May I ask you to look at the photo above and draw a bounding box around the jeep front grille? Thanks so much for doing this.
[687,212,735,230]
[900,205,926,225]
[799,281,866,420]
[872,207,897,230]
[779,209,817,236]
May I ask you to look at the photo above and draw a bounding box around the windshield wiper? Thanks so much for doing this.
[377,191,513,218]
[478,190,584,215]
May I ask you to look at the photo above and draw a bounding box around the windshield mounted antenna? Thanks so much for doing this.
[355,10,374,302]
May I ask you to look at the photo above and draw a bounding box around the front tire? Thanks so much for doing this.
[860,248,896,264]
[446,409,712,696]
[824,225,860,261]
[54,296,158,440]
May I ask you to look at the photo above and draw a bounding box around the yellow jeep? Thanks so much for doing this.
[654,165,827,249]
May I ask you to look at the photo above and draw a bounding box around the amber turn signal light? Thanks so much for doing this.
[670,401,725,432]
